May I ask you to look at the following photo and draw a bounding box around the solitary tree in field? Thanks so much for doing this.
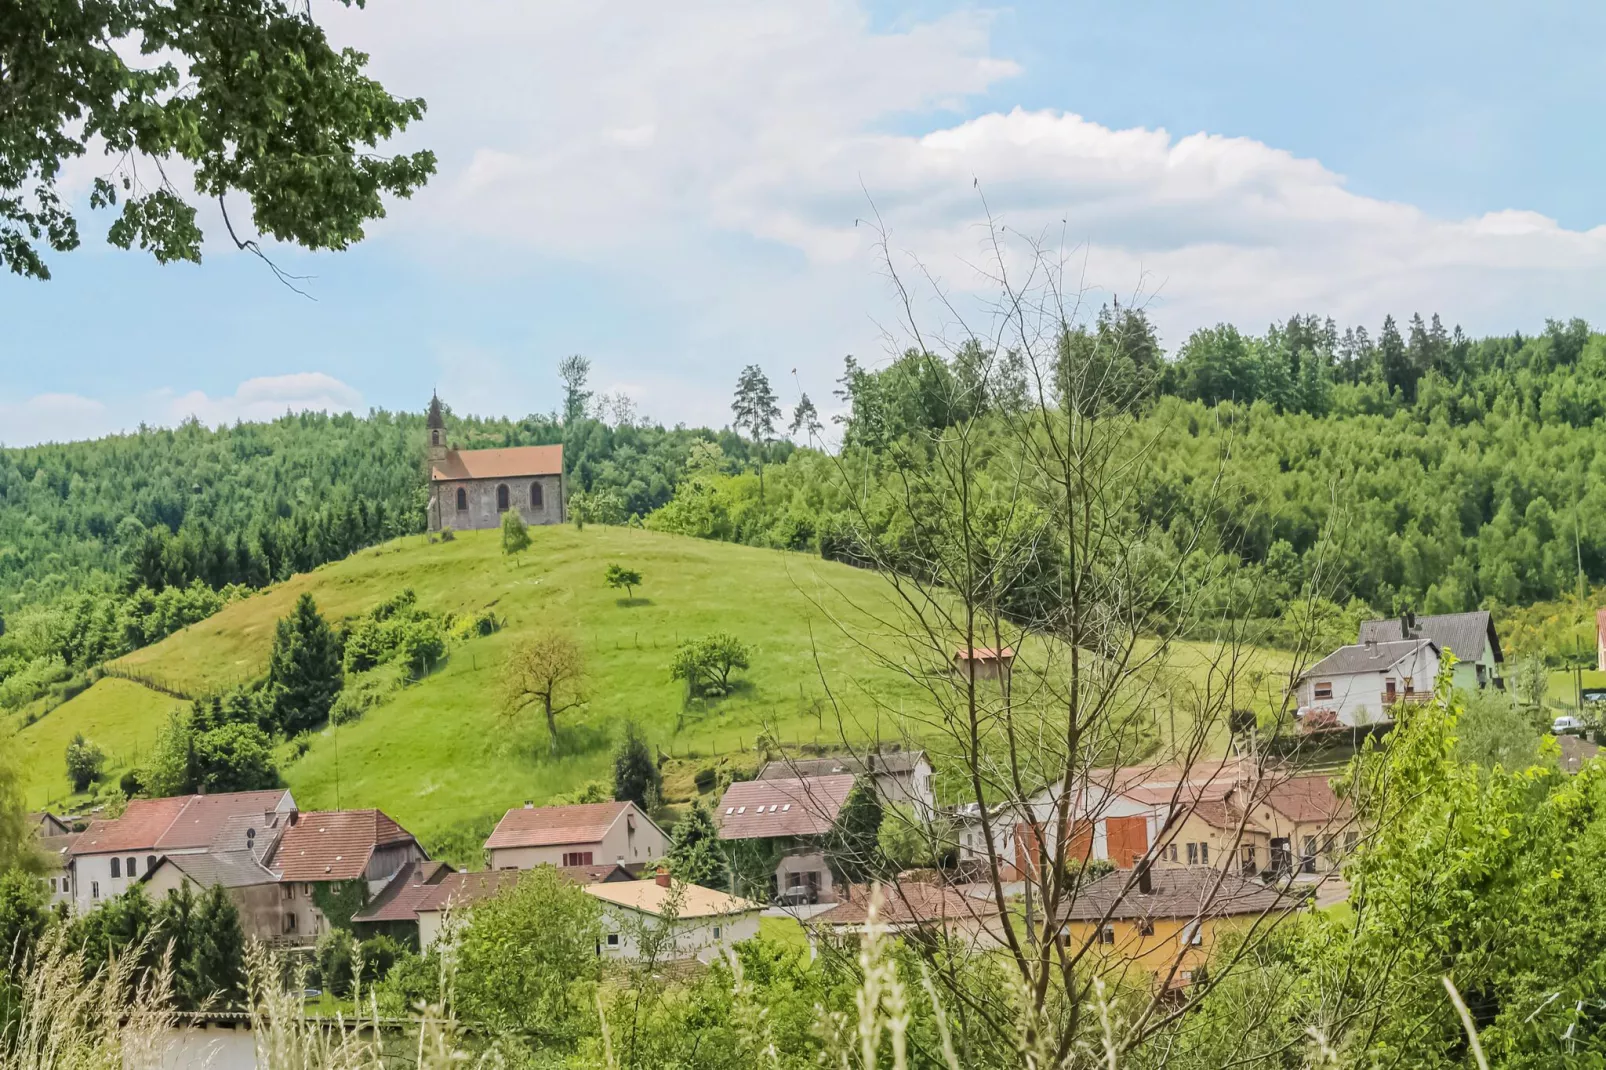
[65,733,106,793]
[604,563,642,600]
[268,593,343,735]
[502,631,586,752]
[668,633,751,697]
[731,365,780,502]
[501,509,531,559]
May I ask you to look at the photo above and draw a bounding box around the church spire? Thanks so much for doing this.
[426,391,445,430]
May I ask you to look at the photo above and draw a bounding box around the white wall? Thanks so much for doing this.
[1302,645,1441,726]
[599,907,761,964]
[72,850,172,913]
[488,809,666,872]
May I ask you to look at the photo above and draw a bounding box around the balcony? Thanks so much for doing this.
[1383,690,1433,707]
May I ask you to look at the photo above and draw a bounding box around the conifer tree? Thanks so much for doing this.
[611,722,660,810]
[268,593,343,735]
[668,797,724,888]
[188,884,247,1007]
[827,781,884,885]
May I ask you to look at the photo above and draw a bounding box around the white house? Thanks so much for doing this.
[1297,637,1441,727]
[1359,612,1501,692]
[483,801,667,873]
[587,870,762,964]
[67,789,295,914]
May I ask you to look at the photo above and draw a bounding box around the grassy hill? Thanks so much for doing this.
[16,526,949,831]
[14,524,1297,844]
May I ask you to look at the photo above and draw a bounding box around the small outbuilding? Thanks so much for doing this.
[953,646,1014,683]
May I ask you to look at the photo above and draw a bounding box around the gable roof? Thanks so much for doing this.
[352,861,455,924]
[416,869,527,913]
[559,862,635,884]
[1058,867,1287,922]
[147,850,281,890]
[1300,638,1436,680]
[584,880,761,919]
[717,774,856,840]
[430,445,563,482]
[815,882,981,928]
[484,801,648,851]
[75,790,292,855]
[30,812,71,837]
[757,750,927,781]
[1252,775,1352,825]
[1360,611,1502,664]
[37,833,79,867]
[272,810,416,881]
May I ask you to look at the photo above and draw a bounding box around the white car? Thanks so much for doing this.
[1552,715,1584,736]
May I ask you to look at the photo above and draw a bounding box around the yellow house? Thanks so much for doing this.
[1231,774,1357,876]
[1059,867,1292,984]
[1151,800,1272,876]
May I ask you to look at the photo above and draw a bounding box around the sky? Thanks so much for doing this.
[3,0,1605,446]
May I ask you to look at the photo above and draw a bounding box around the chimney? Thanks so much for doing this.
[655,865,671,888]
[1137,860,1153,895]
[1400,610,1416,638]
[1365,637,1379,657]
[524,801,534,809]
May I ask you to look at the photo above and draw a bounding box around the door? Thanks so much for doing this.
[1066,820,1094,865]
[1105,816,1149,869]
[1270,838,1292,875]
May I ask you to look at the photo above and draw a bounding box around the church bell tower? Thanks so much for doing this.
[426,391,448,465]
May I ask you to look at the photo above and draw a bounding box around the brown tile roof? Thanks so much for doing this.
[584,880,761,919]
[273,810,416,882]
[1188,800,1267,834]
[430,445,563,482]
[1059,867,1288,922]
[1253,775,1352,825]
[417,869,527,913]
[716,775,856,840]
[76,790,290,855]
[954,647,1014,661]
[558,863,635,884]
[37,833,79,866]
[758,750,928,780]
[484,802,635,850]
[816,882,982,927]
[353,861,454,924]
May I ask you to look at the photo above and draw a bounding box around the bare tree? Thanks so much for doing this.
[785,205,1356,1066]
[501,630,587,752]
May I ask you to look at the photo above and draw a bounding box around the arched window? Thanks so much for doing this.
[455,488,468,511]
[530,481,544,508]
[147,855,157,874]
[110,858,120,878]
[496,484,510,511]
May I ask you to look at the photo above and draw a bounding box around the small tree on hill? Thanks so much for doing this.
[668,797,724,888]
[668,633,752,698]
[502,630,586,752]
[501,508,531,558]
[268,593,343,735]
[65,733,106,793]
[612,722,660,810]
[604,563,642,600]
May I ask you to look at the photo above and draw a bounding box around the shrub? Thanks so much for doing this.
[65,733,105,793]
[315,930,358,998]
[501,509,531,557]
[693,766,718,793]
[667,632,752,697]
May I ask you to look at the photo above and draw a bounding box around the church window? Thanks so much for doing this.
[497,484,510,511]
[531,481,544,508]
[455,488,467,511]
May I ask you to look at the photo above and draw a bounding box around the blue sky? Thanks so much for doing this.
[4,0,1604,445]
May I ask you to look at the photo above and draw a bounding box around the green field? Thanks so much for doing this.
[15,524,1297,838]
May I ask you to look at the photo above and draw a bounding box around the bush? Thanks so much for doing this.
[315,930,358,998]
[65,733,105,793]
[358,934,402,984]
[501,509,531,556]
[693,766,718,793]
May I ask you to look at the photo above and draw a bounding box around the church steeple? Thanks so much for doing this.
[426,391,445,431]
[425,392,447,463]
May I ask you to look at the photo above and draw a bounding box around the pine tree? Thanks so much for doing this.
[668,797,724,888]
[731,365,780,502]
[827,781,885,885]
[268,593,343,735]
[188,884,247,1007]
[611,722,660,809]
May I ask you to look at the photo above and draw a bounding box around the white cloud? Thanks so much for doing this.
[0,374,364,446]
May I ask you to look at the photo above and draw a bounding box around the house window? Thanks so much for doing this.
[126,857,137,878]
[606,933,620,947]
[1344,831,1359,852]
[303,883,314,896]
[496,484,510,511]
[1241,845,1257,874]
[713,925,722,939]
[62,877,70,894]
[147,855,157,874]
[1199,843,1209,865]
[563,851,595,867]
[1180,921,1202,946]
[531,482,544,508]
[455,488,468,511]
[48,878,57,893]
[1302,836,1317,873]
[1403,677,1414,694]
[1165,844,1178,862]
[1097,925,1115,945]
[110,858,120,879]
[281,884,294,900]
[1186,842,1199,866]
[1385,678,1398,701]
[92,881,100,899]
[1313,681,1333,701]
[283,913,297,934]
[1137,919,1155,937]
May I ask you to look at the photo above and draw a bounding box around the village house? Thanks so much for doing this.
[1359,611,1503,692]
[1295,636,1441,726]
[31,814,78,909]
[413,864,644,952]
[757,748,935,817]
[1058,867,1290,985]
[350,860,455,945]
[483,801,667,873]
[717,774,857,904]
[424,394,565,532]
[270,809,426,943]
[589,867,763,964]
[30,811,71,837]
[1234,774,1356,876]
[812,882,1003,950]
[953,646,1015,684]
[67,789,296,914]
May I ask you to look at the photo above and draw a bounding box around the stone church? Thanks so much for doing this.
[425,394,566,532]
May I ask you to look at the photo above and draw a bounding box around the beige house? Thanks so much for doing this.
[271,810,426,943]
[483,801,667,873]
[953,646,1014,684]
[588,869,762,964]
[1234,774,1356,876]
[717,774,856,904]
[425,394,565,532]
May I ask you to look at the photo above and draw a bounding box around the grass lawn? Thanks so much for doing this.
[12,676,184,810]
[757,915,809,952]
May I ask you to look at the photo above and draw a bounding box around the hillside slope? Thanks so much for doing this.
[21,526,941,831]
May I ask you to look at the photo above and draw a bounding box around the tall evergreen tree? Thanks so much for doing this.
[611,722,660,810]
[267,593,343,735]
[827,781,885,885]
[731,365,780,502]
[1379,314,1413,400]
[187,884,247,1007]
[668,797,724,888]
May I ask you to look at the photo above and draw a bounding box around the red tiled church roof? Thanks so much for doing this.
[430,445,563,482]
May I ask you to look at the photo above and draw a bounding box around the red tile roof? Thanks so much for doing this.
[273,810,416,881]
[76,790,289,855]
[558,863,635,884]
[417,869,527,913]
[1253,775,1352,825]
[430,445,563,482]
[716,775,856,840]
[353,861,454,924]
[484,802,632,850]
